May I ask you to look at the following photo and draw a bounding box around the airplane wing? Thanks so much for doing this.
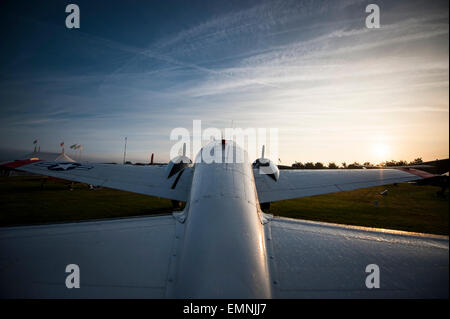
[1,214,447,298]
[1,160,192,202]
[254,168,430,203]
[0,215,178,298]
[265,217,449,298]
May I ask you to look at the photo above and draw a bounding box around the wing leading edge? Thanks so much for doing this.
[1,160,192,202]
[255,168,424,203]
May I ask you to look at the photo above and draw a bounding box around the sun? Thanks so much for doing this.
[371,143,390,161]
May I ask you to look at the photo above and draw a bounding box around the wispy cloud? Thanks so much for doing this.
[0,0,448,163]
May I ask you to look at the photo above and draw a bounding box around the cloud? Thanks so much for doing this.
[0,0,448,163]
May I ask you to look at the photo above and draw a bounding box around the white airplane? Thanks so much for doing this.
[0,140,448,298]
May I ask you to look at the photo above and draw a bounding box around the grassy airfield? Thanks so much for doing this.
[0,176,448,235]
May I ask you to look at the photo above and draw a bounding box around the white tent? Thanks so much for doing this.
[55,152,75,162]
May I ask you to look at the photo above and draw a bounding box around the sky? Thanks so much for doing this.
[0,0,448,165]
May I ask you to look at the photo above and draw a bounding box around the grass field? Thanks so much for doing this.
[270,183,449,235]
[0,176,174,225]
[0,176,448,235]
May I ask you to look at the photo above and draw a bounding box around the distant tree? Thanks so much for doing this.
[363,162,371,167]
[384,160,396,167]
[397,160,408,166]
[292,161,305,169]
[347,162,362,169]
[314,162,324,169]
[410,157,423,165]
[304,162,315,169]
[328,162,338,169]
[341,162,347,169]
[384,160,409,167]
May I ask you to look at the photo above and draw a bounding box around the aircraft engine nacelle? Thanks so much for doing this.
[167,155,192,178]
[252,157,279,181]
[252,145,279,181]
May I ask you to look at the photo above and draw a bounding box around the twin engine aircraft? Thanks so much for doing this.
[0,140,448,298]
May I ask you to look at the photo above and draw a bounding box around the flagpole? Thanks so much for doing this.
[123,137,127,164]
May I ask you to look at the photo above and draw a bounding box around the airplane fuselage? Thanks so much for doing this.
[170,140,273,298]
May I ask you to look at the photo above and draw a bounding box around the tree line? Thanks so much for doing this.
[291,158,424,169]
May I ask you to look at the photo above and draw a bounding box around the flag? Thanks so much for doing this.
[60,142,64,147]
[70,144,78,149]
